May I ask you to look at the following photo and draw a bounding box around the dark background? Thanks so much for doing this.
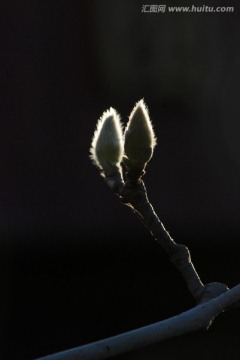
[1,1,240,359]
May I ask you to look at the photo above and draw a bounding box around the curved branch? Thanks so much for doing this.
[43,106,239,360]
[36,284,240,360]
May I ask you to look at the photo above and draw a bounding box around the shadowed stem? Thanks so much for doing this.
[119,177,228,303]
[36,168,239,360]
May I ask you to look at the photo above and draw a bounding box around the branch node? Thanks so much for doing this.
[199,282,229,304]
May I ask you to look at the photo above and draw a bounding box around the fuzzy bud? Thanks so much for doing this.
[90,108,124,191]
[124,99,157,173]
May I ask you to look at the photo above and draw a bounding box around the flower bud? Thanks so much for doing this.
[90,108,124,189]
[124,99,157,171]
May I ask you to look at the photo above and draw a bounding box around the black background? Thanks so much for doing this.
[1,1,240,359]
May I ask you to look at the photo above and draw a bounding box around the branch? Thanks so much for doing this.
[119,178,229,303]
[89,101,228,303]
[37,102,240,359]
[36,284,240,360]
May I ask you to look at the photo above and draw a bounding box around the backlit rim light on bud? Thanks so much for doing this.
[123,99,157,168]
[127,99,157,149]
[90,107,124,170]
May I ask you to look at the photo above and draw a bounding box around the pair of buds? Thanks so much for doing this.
[90,100,157,192]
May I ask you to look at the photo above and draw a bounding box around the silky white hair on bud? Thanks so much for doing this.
[124,99,157,166]
[90,108,124,173]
